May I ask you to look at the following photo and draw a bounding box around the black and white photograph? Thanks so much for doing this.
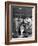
[5,2,37,44]
[11,5,32,38]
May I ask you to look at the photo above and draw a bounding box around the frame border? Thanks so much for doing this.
[5,1,37,45]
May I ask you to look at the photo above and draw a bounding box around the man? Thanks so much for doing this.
[24,17,32,36]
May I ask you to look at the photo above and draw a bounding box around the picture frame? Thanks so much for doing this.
[5,1,37,45]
